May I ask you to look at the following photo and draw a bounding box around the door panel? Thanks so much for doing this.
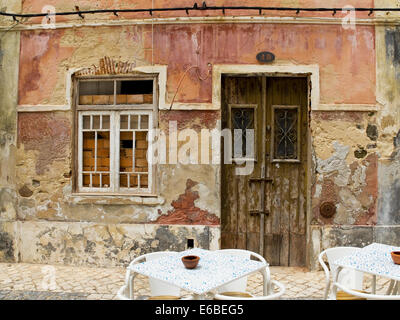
[221,76,263,253]
[265,77,308,266]
[221,76,308,267]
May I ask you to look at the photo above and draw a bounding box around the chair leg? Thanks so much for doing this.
[261,267,271,295]
[386,280,395,295]
[323,280,330,300]
[129,274,136,300]
[331,267,342,300]
[393,281,399,295]
[371,275,376,294]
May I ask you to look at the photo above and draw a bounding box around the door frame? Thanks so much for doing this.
[216,64,319,269]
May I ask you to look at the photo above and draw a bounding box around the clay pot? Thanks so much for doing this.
[391,251,400,265]
[181,255,200,269]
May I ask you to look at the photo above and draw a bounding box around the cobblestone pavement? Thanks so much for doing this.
[0,263,393,300]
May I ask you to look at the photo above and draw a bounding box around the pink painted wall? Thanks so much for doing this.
[18,23,376,106]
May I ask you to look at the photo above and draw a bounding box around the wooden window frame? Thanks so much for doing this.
[271,105,301,163]
[73,75,158,196]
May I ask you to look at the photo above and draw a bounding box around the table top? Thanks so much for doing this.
[130,248,267,295]
[334,243,400,281]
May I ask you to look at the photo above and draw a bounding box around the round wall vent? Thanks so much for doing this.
[320,201,336,218]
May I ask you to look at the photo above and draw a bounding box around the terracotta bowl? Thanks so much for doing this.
[391,251,400,265]
[181,255,200,269]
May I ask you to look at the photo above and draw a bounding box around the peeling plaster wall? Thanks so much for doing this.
[376,21,400,227]
[17,221,219,267]
[308,0,400,270]
[0,0,21,262]
[14,21,378,267]
[310,112,378,226]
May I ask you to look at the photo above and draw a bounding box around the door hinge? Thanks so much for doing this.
[249,177,273,183]
[249,210,270,217]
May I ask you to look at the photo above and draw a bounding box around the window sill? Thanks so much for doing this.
[67,193,165,206]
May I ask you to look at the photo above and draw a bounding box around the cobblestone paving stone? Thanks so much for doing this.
[0,290,89,300]
[0,263,394,300]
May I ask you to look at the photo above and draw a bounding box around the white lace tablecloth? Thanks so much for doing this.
[130,248,267,295]
[334,243,400,281]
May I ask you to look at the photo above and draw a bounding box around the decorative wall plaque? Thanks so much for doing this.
[256,51,275,63]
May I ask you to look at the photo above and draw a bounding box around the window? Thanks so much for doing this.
[228,104,257,161]
[75,77,156,194]
[271,105,300,162]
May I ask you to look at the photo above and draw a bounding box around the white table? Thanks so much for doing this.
[333,243,400,296]
[129,248,269,299]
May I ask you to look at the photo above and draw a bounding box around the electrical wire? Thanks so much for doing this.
[1,2,400,21]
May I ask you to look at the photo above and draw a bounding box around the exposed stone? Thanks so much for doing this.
[32,180,40,187]
[394,129,400,148]
[366,124,378,141]
[321,225,374,249]
[354,146,368,159]
[18,185,33,198]
[0,229,14,262]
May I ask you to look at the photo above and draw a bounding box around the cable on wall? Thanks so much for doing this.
[1,2,400,21]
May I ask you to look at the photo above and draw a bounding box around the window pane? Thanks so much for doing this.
[120,115,129,129]
[130,115,138,129]
[140,174,149,188]
[231,107,255,158]
[92,174,100,188]
[120,174,128,188]
[116,80,153,105]
[274,108,298,160]
[83,132,95,171]
[140,115,149,129]
[93,116,100,129]
[96,132,110,172]
[120,132,133,176]
[135,131,148,173]
[129,174,138,188]
[83,116,91,129]
[102,115,110,129]
[79,81,114,105]
[83,173,91,187]
[101,174,110,188]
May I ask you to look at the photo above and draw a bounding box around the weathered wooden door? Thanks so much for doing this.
[221,76,308,267]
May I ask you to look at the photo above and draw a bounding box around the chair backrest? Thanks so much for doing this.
[130,251,181,297]
[216,249,267,293]
[322,247,364,291]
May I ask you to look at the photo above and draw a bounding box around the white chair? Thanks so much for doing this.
[318,246,365,300]
[117,251,182,300]
[216,249,271,297]
[214,280,285,300]
[333,282,400,300]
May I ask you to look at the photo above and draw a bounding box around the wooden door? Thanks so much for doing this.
[221,76,308,267]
